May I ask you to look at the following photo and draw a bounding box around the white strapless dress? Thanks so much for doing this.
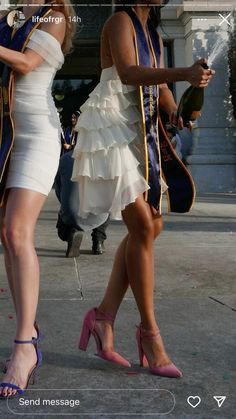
[72,65,166,220]
[6,29,64,195]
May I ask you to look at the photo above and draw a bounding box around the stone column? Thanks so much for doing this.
[0,1,8,11]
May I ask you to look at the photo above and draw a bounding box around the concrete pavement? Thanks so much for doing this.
[0,191,236,418]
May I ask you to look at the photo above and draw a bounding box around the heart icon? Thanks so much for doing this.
[187,396,201,408]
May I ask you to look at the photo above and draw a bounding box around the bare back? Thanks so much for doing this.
[100,11,162,75]
[100,12,138,71]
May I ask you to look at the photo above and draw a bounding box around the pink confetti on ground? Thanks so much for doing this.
[126,371,139,376]
[0,288,6,292]
[8,315,14,320]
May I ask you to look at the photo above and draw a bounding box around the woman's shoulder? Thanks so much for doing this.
[38,10,66,45]
[48,10,66,23]
[103,11,133,34]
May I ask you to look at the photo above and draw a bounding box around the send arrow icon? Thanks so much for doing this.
[213,396,226,408]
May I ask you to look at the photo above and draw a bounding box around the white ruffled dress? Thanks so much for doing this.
[6,29,64,195]
[72,65,151,220]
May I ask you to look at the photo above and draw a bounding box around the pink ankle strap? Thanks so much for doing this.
[95,308,115,323]
[138,324,160,339]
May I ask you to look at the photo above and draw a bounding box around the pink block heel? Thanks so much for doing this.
[79,307,131,368]
[136,327,149,367]
[79,322,91,351]
[136,324,182,378]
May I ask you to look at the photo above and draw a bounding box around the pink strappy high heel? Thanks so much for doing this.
[136,324,182,378]
[79,307,131,367]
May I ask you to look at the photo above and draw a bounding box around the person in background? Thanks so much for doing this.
[55,150,109,257]
[61,110,80,154]
[165,124,183,160]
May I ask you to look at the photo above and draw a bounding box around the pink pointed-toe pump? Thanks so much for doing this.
[136,324,182,378]
[79,307,131,368]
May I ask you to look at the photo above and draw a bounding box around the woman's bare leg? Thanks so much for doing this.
[99,235,129,316]
[98,204,164,316]
[0,188,47,397]
[95,196,169,363]
[94,195,171,366]
[122,199,171,366]
[122,196,158,329]
[0,210,38,339]
[0,207,17,311]
[96,235,129,350]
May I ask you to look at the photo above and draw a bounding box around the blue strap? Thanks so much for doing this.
[0,382,24,394]
[14,339,33,344]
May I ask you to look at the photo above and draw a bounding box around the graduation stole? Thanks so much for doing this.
[0,5,53,206]
[126,8,195,213]
[64,127,78,146]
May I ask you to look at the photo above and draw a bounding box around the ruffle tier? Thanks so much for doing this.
[74,75,141,153]
[72,66,150,221]
[75,160,149,220]
[73,124,138,154]
[77,106,140,131]
[73,143,144,181]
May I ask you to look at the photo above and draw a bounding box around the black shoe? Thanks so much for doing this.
[92,240,105,255]
[57,215,70,242]
[66,230,83,258]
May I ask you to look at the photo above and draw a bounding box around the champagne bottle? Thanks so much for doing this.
[177,63,209,127]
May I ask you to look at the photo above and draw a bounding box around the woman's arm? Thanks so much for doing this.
[105,12,213,88]
[0,11,66,74]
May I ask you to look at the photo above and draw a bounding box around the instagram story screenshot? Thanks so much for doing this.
[0,0,235,418]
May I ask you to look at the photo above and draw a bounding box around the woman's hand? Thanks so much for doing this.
[169,111,194,131]
[63,143,72,150]
[169,111,183,130]
[186,58,215,88]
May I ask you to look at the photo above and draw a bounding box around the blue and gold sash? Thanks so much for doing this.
[126,9,195,213]
[0,5,53,206]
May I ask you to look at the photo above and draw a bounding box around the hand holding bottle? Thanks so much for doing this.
[186,58,215,88]
[169,111,194,132]
[176,59,215,128]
